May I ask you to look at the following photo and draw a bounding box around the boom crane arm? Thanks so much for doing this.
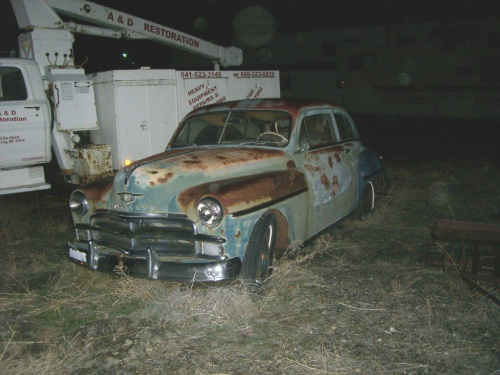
[10,0,243,68]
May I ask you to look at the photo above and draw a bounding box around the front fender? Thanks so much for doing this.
[71,175,114,224]
[173,170,307,258]
[175,169,308,218]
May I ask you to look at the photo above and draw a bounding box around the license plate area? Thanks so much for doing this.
[68,247,87,263]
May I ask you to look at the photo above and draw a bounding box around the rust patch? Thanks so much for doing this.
[304,164,322,172]
[126,149,195,169]
[286,160,296,170]
[334,153,341,163]
[75,145,113,184]
[332,176,339,197]
[328,156,333,169]
[172,148,286,172]
[157,172,174,184]
[148,181,156,187]
[80,175,114,202]
[177,170,307,214]
[320,174,331,191]
[148,170,159,175]
[235,231,241,241]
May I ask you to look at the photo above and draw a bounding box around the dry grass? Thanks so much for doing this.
[1,159,500,374]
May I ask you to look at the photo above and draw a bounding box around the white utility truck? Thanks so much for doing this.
[0,0,280,194]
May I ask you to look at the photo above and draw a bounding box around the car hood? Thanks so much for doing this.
[106,147,298,215]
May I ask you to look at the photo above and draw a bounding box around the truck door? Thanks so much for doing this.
[0,65,49,169]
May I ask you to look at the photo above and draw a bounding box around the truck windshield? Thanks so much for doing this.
[170,110,292,148]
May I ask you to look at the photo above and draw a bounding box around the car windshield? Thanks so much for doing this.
[170,110,292,148]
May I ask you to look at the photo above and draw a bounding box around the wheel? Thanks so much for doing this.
[241,212,277,283]
[256,132,288,143]
[356,180,375,220]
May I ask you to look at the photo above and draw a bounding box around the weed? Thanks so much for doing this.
[389,278,414,295]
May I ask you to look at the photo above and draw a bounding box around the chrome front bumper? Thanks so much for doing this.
[67,211,241,282]
[67,238,241,281]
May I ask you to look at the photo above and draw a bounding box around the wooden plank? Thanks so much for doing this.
[431,219,500,246]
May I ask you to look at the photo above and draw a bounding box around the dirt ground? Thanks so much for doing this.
[1,156,499,375]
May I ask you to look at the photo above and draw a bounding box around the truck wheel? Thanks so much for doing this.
[356,180,375,220]
[241,211,277,283]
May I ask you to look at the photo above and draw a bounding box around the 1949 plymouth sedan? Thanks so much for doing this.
[67,99,384,282]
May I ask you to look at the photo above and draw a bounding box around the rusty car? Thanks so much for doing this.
[67,99,384,282]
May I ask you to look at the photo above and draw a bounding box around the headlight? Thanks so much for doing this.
[69,191,89,216]
[196,198,223,227]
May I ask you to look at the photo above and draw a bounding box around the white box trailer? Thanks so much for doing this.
[91,69,280,170]
[90,69,178,172]
[176,70,281,120]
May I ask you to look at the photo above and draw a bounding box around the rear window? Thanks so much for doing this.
[334,113,358,140]
[299,114,336,148]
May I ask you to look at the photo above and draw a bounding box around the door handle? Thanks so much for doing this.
[24,106,40,110]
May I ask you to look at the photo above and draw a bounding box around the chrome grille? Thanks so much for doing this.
[89,210,197,256]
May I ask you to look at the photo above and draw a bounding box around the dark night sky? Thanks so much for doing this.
[1,0,499,71]
[0,0,498,158]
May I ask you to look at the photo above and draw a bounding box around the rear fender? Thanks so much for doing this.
[357,150,384,203]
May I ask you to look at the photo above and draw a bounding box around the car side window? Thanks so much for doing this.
[299,114,336,148]
[334,112,358,140]
[0,67,28,102]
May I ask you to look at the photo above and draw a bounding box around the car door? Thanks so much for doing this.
[332,108,360,213]
[294,109,357,236]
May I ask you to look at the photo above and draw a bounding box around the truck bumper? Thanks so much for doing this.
[67,238,242,282]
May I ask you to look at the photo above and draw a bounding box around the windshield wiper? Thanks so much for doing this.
[170,142,199,149]
[239,141,283,147]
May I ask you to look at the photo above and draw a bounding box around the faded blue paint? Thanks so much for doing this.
[357,149,384,203]
[67,99,383,281]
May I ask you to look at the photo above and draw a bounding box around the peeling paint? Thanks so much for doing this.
[332,176,339,196]
[177,169,308,216]
[157,172,174,184]
[304,147,350,206]
[68,99,384,281]
[320,174,330,191]
[79,175,114,202]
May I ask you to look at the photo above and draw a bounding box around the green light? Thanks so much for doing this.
[122,53,128,58]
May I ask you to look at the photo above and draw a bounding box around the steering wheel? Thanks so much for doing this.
[256,132,288,143]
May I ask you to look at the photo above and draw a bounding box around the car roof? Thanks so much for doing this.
[189,98,343,117]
